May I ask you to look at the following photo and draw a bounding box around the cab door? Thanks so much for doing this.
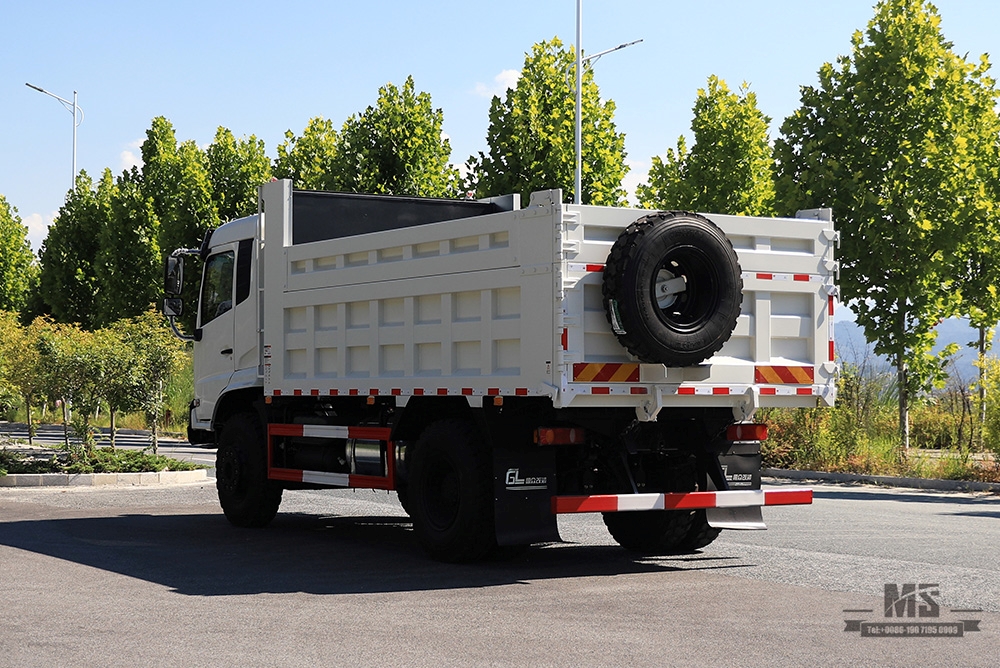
[193,244,237,426]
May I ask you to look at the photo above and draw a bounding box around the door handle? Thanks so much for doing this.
[221,348,233,355]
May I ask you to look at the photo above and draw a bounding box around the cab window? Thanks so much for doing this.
[200,251,235,326]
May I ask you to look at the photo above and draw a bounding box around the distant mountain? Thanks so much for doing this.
[834,318,1000,385]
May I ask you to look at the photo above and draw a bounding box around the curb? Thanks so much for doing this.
[764,468,1000,494]
[0,469,209,488]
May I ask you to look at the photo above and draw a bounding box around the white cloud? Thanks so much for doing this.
[474,69,521,98]
[23,211,56,254]
[622,158,649,207]
[120,139,143,171]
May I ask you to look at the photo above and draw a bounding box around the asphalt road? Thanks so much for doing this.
[0,479,997,667]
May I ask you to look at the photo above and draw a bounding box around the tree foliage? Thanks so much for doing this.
[773,0,1000,446]
[38,171,111,329]
[0,195,35,313]
[638,76,775,215]
[0,312,44,442]
[273,117,339,190]
[466,37,628,205]
[207,127,272,221]
[334,76,461,197]
[95,168,161,328]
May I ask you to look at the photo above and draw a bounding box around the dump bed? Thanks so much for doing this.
[260,180,837,418]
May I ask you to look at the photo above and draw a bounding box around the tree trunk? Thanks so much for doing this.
[24,395,33,447]
[979,325,987,442]
[898,356,909,452]
[61,400,70,449]
[110,407,117,448]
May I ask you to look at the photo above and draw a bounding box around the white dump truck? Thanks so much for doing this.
[164,179,836,561]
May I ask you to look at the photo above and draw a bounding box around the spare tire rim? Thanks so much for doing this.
[651,246,720,333]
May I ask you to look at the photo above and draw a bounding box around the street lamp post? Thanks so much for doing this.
[26,82,84,191]
[574,2,640,205]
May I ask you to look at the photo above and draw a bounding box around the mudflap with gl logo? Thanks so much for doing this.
[492,443,559,546]
[707,440,767,530]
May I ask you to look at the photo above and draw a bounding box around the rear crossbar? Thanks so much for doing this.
[552,488,812,514]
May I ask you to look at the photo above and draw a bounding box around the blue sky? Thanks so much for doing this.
[3,0,999,262]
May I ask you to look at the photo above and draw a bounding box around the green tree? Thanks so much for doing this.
[0,313,43,443]
[206,127,272,222]
[773,0,999,448]
[143,123,219,332]
[33,318,105,449]
[0,195,35,313]
[334,76,461,197]
[94,168,161,328]
[467,37,628,205]
[638,76,776,215]
[140,116,180,229]
[38,171,111,329]
[273,117,339,190]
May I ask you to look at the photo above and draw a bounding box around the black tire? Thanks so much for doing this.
[678,509,722,552]
[603,509,696,553]
[408,420,496,562]
[603,212,742,366]
[602,456,719,555]
[216,413,282,528]
[396,480,412,516]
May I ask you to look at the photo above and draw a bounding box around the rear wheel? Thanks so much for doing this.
[602,457,718,555]
[408,419,496,562]
[603,508,696,553]
[216,413,282,527]
[678,509,722,551]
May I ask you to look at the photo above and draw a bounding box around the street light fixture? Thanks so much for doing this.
[25,82,84,191]
[574,1,641,204]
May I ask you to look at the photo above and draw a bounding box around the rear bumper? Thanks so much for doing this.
[551,487,812,514]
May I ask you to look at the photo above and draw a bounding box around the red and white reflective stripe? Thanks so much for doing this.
[828,294,836,362]
[743,272,824,283]
[566,262,606,273]
[570,384,817,396]
[268,388,534,398]
[552,487,812,514]
[269,424,391,441]
[759,386,818,396]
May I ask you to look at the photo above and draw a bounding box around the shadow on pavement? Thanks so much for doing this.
[813,488,1000,505]
[0,510,747,597]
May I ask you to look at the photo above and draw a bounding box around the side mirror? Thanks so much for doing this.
[164,297,184,318]
[164,256,184,295]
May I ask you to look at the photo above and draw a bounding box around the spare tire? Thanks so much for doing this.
[602,212,742,366]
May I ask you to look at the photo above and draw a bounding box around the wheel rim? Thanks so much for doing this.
[217,447,244,497]
[422,453,461,532]
[650,246,720,333]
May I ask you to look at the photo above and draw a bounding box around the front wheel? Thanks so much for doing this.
[216,413,282,527]
[408,419,496,562]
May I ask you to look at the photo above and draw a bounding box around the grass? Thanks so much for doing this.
[0,443,204,476]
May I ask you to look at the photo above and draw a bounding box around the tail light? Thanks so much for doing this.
[727,423,768,442]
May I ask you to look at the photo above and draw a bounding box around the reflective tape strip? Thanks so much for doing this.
[759,386,818,396]
[551,487,813,514]
[744,272,824,283]
[755,366,815,384]
[573,362,640,383]
[617,494,665,511]
[567,262,606,273]
[303,470,350,486]
[269,424,392,441]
